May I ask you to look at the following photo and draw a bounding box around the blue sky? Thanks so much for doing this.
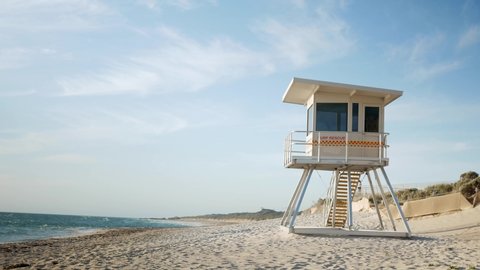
[1,0,479,218]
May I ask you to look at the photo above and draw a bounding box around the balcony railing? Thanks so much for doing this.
[284,131,389,167]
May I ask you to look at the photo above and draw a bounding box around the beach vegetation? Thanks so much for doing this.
[367,171,479,204]
[308,198,325,210]
[172,208,284,221]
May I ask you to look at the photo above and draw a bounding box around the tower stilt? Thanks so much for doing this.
[347,169,353,229]
[380,167,411,236]
[281,169,308,226]
[373,168,396,231]
[281,167,313,228]
[366,171,384,229]
[289,168,313,228]
[331,170,339,228]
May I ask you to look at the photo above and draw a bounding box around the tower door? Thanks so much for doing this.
[364,106,380,133]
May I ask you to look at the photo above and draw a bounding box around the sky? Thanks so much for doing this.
[0,0,479,218]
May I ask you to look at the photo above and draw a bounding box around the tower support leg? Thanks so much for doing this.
[373,168,397,231]
[331,170,339,227]
[380,167,412,236]
[366,171,384,229]
[347,170,353,229]
[288,168,313,228]
[281,168,309,226]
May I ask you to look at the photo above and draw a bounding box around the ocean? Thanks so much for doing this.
[0,212,195,244]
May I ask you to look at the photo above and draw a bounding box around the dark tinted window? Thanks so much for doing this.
[364,106,379,132]
[316,103,348,131]
[352,103,359,132]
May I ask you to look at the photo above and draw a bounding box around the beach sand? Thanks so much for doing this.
[1,208,480,269]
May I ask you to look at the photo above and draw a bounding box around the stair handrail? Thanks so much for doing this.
[322,171,336,225]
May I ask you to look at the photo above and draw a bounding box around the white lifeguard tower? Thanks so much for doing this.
[280,78,411,238]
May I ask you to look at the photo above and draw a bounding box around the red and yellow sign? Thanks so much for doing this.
[311,138,384,148]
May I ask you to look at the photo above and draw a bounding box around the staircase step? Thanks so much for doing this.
[328,217,347,220]
[328,216,347,219]
[328,212,347,215]
[328,214,347,217]
[328,220,346,223]
[325,171,362,228]
[327,222,346,226]
[329,216,348,220]
[329,212,347,215]
[328,214,346,217]
[328,213,346,217]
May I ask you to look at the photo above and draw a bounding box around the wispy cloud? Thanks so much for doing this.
[387,33,461,81]
[58,26,272,96]
[254,8,353,68]
[0,108,187,155]
[136,0,157,9]
[50,107,188,144]
[290,0,306,9]
[0,47,59,71]
[0,0,112,31]
[162,0,201,10]
[0,132,52,155]
[0,48,32,70]
[0,98,235,156]
[408,33,445,63]
[39,154,95,164]
[410,61,461,82]
[46,100,234,144]
[58,1,354,97]
[137,0,217,10]
[388,97,479,125]
[458,24,480,49]
[0,89,37,97]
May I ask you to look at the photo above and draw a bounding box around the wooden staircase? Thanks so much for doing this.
[326,171,362,228]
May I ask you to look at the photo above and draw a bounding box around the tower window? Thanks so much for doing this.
[364,106,380,132]
[352,103,359,132]
[316,103,348,132]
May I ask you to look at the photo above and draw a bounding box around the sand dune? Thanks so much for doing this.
[1,209,479,269]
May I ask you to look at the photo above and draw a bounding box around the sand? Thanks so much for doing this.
[1,209,480,270]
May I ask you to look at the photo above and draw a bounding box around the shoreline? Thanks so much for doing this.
[0,228,156,247]
[0,217,236,246]
[0,227,112,246]
[0,217,242,246]
[0,215,205,246]
[1,211,479,269]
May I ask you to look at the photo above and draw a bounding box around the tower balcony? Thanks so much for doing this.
[284,131,389,171]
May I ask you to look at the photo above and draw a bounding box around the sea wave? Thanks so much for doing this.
[0,212,194,244]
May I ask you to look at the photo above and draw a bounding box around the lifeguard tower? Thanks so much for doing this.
[280,78,411,238]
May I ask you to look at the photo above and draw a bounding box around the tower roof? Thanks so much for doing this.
[282,77,403,106]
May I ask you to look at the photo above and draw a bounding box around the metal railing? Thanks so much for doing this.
[284,131,389,166]
[322,171,337,226]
